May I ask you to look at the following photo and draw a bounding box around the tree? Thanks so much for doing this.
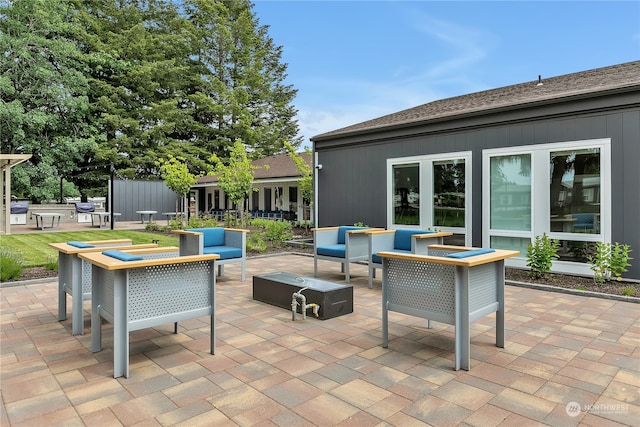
[283,141,313,222]
[183,0,302,158]
[157,155,205,226]
[208,140,258,225]
[1,0,98,202]
[72,0,208,186]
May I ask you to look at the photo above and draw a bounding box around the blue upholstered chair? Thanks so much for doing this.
[313,226,374,283]
[175,227,249,281]
[572,213,596,232]
[367,229,452,288]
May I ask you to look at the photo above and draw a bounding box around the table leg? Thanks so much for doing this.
[496,261,505,348]
[112,271,129,378]
[210,259,216,355]
[91,265,103,354]
[58,253,69,321]
[455,266,471,371]
[382,260,389,348]
[71,256,84,335]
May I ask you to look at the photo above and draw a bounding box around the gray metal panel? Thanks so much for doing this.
[111,180,177,221]
[315,93,640,279]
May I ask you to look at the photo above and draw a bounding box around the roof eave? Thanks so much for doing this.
[311,85,640,142]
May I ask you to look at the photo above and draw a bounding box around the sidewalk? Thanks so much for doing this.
[1,254,638,426]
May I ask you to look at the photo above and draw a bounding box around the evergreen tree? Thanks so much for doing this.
[0,0,98,202]
[72,0,208,190]
[183,0,301,158]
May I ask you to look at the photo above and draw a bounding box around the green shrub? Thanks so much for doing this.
[526,233,559,279]
[264,221,293,247]
[621,286,637,297]
[247,233,268,253]
[1,248,23,282]
[589,242,632,285]
[188,215,220,229]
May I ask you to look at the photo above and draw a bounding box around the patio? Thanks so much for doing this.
[1,254,638,426]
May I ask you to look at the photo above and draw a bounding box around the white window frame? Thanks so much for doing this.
[387,151,472,245]
[483,138,611,275]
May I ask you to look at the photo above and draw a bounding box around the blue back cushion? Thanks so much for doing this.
[573,213,594,225]
[67,241,95,248]
[102,250,143,261]
[393,229,433,251]
[446,248,495,258]
[188,228,225,247]
[337,226,366,244]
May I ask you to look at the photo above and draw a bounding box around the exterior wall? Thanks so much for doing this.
[111,180,178,221]
[314,93,640,280]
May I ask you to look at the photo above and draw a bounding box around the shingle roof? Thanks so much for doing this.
[197,152,312,184]
[311,61,640,141]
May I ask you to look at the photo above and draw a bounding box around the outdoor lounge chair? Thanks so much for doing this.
[313,225,377,283]
[174,227,249,281]
[366,229,453,288]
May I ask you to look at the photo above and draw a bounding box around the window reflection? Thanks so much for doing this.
[490,154,531,231]
[393,164,419,225]
[433,159,465,227]
[549,148,600,234]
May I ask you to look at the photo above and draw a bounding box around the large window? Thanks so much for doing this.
[433,159,466,228]
[388,152,471,245]
[490,154,531,231]
[484,139,610,274]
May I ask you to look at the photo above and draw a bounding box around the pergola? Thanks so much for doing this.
[1,154,32,235]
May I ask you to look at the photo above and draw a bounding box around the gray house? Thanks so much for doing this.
[311,61,640,280]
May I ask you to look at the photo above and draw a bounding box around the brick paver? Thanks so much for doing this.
[1,253,639,426]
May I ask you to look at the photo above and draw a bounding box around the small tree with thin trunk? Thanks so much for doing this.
[209,140,258,226]
[157,155,203,227]
[284,141,313,227]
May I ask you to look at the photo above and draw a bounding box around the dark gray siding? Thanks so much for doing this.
[111,180,178,221]
[315,93,640,279]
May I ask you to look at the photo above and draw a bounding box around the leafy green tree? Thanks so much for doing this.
[284,141,313,223]
[183,0,302,158]
[157,155,205,226]
[1,0,98,202]
[208,140,257,225]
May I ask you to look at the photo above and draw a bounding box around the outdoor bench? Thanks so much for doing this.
[379,244,519,370]
[174,227,249,281]
[49,240,162,335]
[78,250,219,378]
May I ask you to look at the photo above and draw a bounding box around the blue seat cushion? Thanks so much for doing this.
[337,226,367,244]
[203,246,242,260]
[68,241,95,248]
[394,229,433,251]
[102,250,143,261]
[372,249,410,265]
[316,244,346,258]
[446,248,496,258]
[188,228,225,247]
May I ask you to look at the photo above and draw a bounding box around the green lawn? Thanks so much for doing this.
[1,230,179,267]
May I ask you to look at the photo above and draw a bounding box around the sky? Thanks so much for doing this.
[250,0,640,148]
